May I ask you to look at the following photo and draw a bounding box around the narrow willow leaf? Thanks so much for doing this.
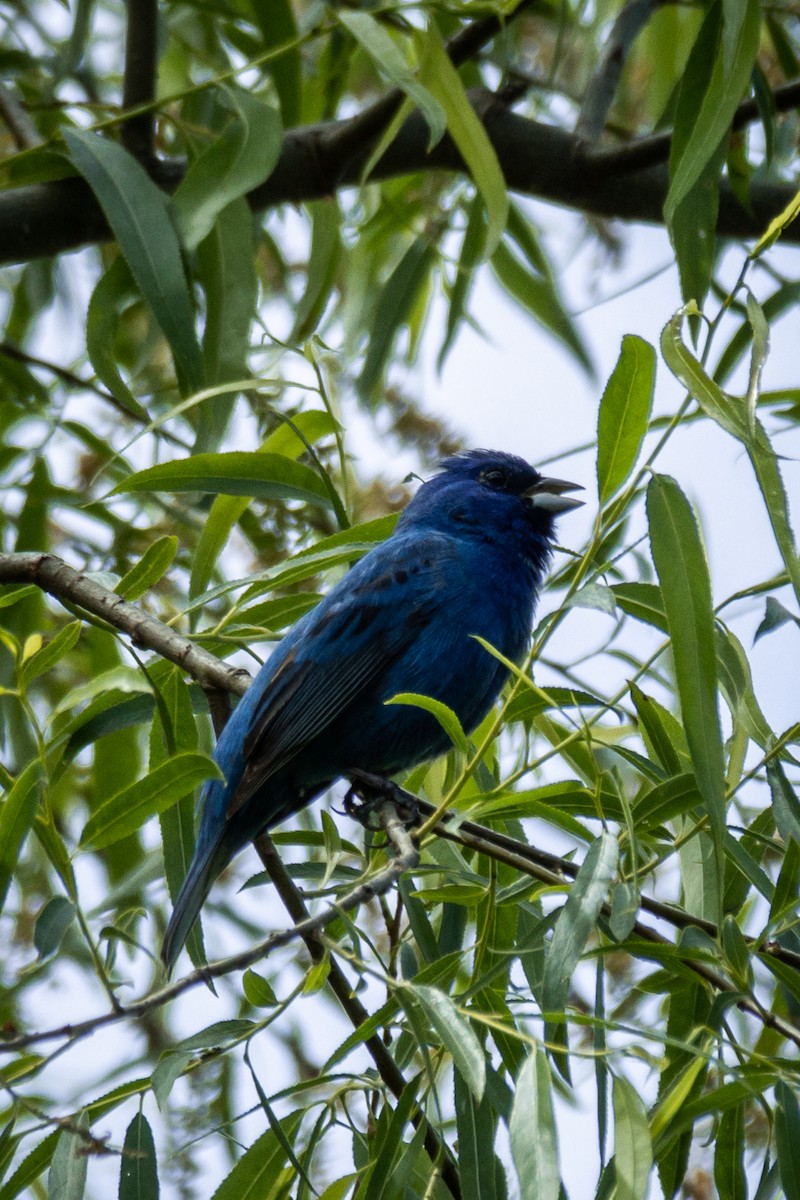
[665,0,760,221]
[173,90,282,253]
[439,195,485,369]
[611,582,668,631]
[775,1081,800,1200]
[596,335,656,502]
[188,413,340,601]
[646,475,726,850]
[79,752,222,850]
[662,311,800,606]
[749,183,800,257]
[112,451,334,507]
[415,24,508,257]
[210,1111,303,1200]
[119,1113,159,1200]
[47,1122,87,1200]
[768,759,800,847]
[115,536,178,602]
[405,983,485,1101]
[386,692,468,754]
[18,621,81,688]
[509,1046,560,1200]
[33,896,75,958]
[357,238,436,404]
[248,0,300,126]
[491,240,593,375]
[338,12,445,147]
[64,129,204,395]
[714,1103,747,1200]
[454,1070,499,1200]
[611,1076,652,1200]
[291,200,342,342]
[0,760,44,916]
[86,256,148,421]
[0,1130,59,1200]
[542,832,619,1015]
[197,196,257,450]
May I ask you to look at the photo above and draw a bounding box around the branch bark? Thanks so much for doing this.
[3,82,800,266]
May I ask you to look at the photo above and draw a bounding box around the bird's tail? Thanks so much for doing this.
[161,835,230,973]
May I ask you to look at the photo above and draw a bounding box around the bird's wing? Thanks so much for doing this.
[225,534,450,816]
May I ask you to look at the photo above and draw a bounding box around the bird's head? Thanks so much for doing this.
[397,449,584,557]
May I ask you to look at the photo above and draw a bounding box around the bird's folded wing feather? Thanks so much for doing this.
[226,535,451,816]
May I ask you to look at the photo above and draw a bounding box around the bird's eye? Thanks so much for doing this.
[482,468,507,488]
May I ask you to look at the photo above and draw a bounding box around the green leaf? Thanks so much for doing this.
[64,129,204,395]
[610,1075,652,1200]
[665,0,760,220]
[714,1103,746,1200]
[663,308,800,608]
[291,199,342,343]
[33,896,75,959]
[113,451,335,507]
[197,196,257,448]
[509,1045,560,1200]
[48,1123,87,1200]
[79,752,222,850]
[404,983,485,1101]
[491,240,593,376]
[247,0,300,126]
[338,12,445,147]
[776,1081,800,1200]
[115,536,178,602]
[768,759,800,847]
[188,412,338,602]
[0,760,44,917]
[415,23,508,257]
[439,195,486,369]
[243,969,278,1007]
[454,1070,499,1200]
[18,621,81,688]
[646,475,726,851]
[611,582,668,632]
[119,1114,159,1200]
[86,256,149,421]
[210,1111,303,1200]
[543,832,619,1015]
[596,335,656,502]
[172,90,282,253]
[357,238,437,404]
[385,692,468,755]
[0,1131,59,1200]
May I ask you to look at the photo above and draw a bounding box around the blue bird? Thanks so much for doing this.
[162,450,582,969]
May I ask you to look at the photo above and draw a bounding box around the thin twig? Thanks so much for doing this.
[0,82,41,150]
[253,821,461,1200]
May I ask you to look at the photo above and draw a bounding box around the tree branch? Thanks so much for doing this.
[3,78,800,265]
[0,552,251,696]
[120,0,159,162]
[253,824,462,1200]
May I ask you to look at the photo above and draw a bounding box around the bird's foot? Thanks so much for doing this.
[343,770,420,830]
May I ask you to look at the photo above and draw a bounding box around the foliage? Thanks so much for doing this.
[0,1,799,1198]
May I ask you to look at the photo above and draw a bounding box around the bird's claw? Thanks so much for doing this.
[343,770,420,830]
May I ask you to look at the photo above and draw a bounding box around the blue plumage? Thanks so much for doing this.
[162,450,582,969]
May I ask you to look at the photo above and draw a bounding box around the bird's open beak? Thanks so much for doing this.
[525,476,585,514]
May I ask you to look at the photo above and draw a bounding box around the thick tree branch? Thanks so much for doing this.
[120,0,159,162]
[3,79,800,266]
